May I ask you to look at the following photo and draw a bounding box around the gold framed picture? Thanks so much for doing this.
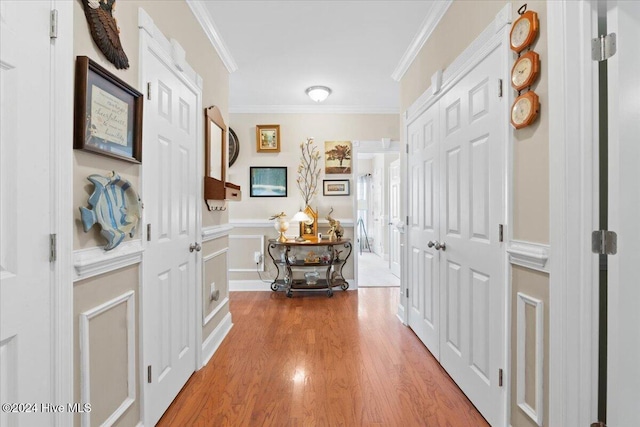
[324,141,352,174]
[256,124,280,153]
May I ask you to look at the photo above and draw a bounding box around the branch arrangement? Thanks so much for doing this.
[296,137,321,206]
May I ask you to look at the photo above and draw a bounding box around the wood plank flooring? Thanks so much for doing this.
[158,288,489,426]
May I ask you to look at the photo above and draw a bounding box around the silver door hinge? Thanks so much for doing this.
[49,234,57,262]
[592,33,616,62]
[406,143,409,154]
[147,365,152,383]
[50,10,58,39]
[498,368,503,387]
[497,79,503,98]
[405,288,409,298]
[499,224,504,242]
[406,215,409,225]
[592,230,617,255]
[147,224,151,242]
[147,82,152,100]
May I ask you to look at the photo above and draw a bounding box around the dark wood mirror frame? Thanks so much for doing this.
[204,105,226,199]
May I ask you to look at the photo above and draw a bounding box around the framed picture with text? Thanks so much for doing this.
[74,56,143,163]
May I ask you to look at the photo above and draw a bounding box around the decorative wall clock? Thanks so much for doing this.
[228,127,239,167]
[510,91,540,129]
[510,10,539,53]
[81,0,129,69]
[511,51,540,91]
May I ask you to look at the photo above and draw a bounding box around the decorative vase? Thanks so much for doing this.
[274,217,289,242]
[304,269,319,285]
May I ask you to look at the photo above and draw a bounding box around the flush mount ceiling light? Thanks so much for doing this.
[305,86,332,103]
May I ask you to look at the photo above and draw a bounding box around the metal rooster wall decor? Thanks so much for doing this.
[82,0,129,70]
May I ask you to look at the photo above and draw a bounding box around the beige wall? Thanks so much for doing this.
[73,2,230,426]
[228,113,399,221]
[399,2,550,427]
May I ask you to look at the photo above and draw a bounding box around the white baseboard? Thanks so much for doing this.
[397,303,406,325]
[201,312,233,367]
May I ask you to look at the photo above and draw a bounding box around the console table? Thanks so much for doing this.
[267,238,352,297]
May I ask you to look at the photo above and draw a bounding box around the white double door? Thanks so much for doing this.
[407,45,505,426]
[141,36,200,425]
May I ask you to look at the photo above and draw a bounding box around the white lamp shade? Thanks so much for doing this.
[305,86,331,103]
[292,211,312,223]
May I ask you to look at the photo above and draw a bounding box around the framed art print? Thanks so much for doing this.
[256,124,280,153]
[323,179,350,196]
[250,167,287,197]
[74,56,143,163]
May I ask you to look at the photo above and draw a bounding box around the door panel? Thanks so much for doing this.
[389,159,401,277]
[142,48,198,426]
[0,2,53,425]
[606,1,640,425]
[437,46,504,427]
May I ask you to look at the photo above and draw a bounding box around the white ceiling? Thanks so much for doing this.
[196,1,444,114]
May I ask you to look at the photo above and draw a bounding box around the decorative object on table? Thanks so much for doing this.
[249,167,287,197]
[74,56,143,163]
[323,179,350,196]
[304,251,320,264]
[256,124,280,153]
[304,269,320,285]
[79,171,141,251]
[270,212,289,243]
[81,0,129,69]
[325,207,344,241]
[296,137,321,205]
[298,205,318,241]
[292,210,313,242]
[335,249,344,262]
[324,141,352,174]
[228,127,239,167]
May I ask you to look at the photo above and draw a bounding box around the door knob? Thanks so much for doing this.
[189,243,202,253]
[427,241,436,248]
[434,242,446,251]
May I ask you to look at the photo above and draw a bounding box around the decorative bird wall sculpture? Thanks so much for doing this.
[82,0,129,69]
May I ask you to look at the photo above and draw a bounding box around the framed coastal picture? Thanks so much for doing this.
[73,56,143,163]
[249,167,287,197]
[323,179,350,196]
[324,141,352,174]
[256,124,280,153]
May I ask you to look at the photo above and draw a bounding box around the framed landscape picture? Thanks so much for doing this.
[323,179,350,196]
[324,141,352,174]
[250,167,287,197]
[256,124,280,153]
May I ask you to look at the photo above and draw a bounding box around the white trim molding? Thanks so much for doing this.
[203,297,229,327]
[547,2,600,427]
[507,241,550,273]
[391,0,453,81]
[202,312,233,367]
[202,224,234,242]
[517,292,544,426]
[229,104,398,115]
[73,240,144,282]
[79,291,136,427]
[185,0,238,73]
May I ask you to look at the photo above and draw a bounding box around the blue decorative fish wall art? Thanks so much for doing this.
[79,171,141,251]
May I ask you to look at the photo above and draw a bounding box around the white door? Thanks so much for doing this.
[437,45,504,427]
[606,2,640,425]
[0,1,53,425]
[406,103,441,356]
[389,159,401,277]
[372,165,384,255]
[142,46,199,425]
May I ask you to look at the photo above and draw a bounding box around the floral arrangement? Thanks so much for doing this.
[296,137,321,206]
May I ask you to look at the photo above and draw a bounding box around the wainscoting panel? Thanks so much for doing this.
[517,292,544,426]
[228,235,265,272]
[79,291,135,427]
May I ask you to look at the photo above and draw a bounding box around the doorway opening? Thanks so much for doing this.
[353,142,400,288]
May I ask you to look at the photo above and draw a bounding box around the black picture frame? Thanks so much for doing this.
[250,167,287,197]
[74,56,143,163]
[323,179,350,196]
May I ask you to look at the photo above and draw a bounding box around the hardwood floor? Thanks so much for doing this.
[158,288,489,426]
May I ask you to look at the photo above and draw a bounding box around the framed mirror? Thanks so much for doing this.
[205,105,226,184]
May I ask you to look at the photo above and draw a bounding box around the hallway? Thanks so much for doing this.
[358,252,400,287]
[158,288,487,426]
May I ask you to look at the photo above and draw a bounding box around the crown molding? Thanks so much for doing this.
[229,104,399,115]
[391,0,453,82]
[186,0,238,73]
